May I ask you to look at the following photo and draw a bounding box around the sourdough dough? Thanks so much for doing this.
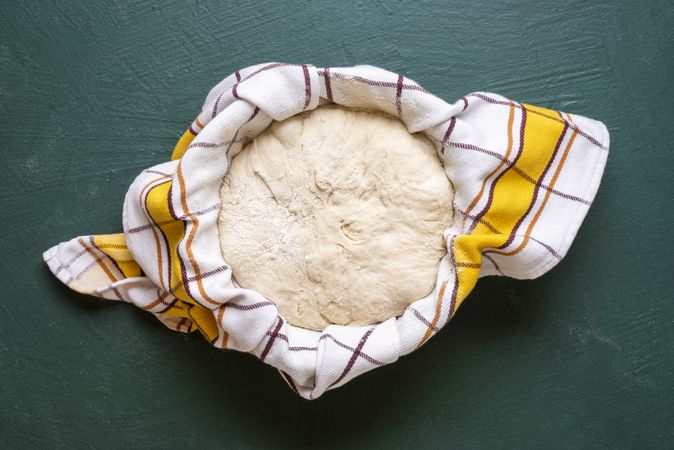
[217,106,453,331]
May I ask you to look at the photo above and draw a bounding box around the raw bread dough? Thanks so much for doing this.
[217,106,453,331]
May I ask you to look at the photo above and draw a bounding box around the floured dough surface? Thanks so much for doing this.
[218,106,453,331]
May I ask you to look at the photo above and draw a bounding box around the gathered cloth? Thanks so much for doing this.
[43,63,609,399]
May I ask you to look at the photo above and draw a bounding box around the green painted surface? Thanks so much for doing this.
[1,0,672,448]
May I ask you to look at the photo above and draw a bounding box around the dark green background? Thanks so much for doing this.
[1,1,672,448]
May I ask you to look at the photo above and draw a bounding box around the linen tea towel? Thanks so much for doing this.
[43,62,609,399]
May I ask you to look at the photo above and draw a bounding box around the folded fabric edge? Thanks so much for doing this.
[44,238,205,339]
[41,243,99,298]
[511,118,610,280]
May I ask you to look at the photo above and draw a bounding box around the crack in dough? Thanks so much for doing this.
[217,105,453,331]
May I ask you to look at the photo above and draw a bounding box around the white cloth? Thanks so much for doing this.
[44,62,609,399]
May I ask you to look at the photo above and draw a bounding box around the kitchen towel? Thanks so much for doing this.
[44,62,609,399]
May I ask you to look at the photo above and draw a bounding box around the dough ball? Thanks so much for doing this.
[217,105,453,331]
